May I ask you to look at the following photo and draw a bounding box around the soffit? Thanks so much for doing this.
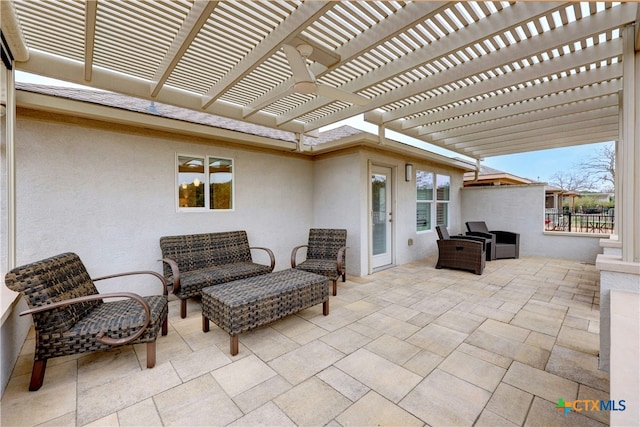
[6,1,637,159]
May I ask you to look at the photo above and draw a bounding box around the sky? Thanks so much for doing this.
[320,115,614,185]
[16,71,613,186]
[479,142,613,184]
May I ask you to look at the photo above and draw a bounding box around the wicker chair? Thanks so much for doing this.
[4,252,169,391]
[435,226,486,275]
[465,221,520,259]
[291,228,347,296]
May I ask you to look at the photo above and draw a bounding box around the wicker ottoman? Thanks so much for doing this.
[201,269,330,355]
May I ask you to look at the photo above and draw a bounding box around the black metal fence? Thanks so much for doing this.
[545,211,614,233]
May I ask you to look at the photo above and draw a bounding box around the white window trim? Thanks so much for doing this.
[416,171,451,232]
[416,170,434,233]
[175,153,235,213]
[436,174,450,228]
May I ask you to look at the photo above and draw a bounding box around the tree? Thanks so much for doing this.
[549,170,597,192]
[578,143,615,191]
[549,142,615,192]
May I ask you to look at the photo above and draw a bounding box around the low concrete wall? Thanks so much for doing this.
[596,255,640,372]
[0,295,31,397]
[609,290,640,427]
[461,184,603,263]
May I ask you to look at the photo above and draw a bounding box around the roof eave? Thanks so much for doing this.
[16,87,475,170]
[307,132,475,171]
[15,90,298,152]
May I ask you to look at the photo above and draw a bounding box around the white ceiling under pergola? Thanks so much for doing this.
[3,1,639,160]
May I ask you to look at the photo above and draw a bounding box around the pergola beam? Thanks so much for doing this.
[402,40,622,131]
[471,130,618,157]
[388,11,630,127]
[261,1,449,122]
[444,107,619,148]
[201,1,334,109]
[307,2,633,133]
[17,50,309,135]
[83,0,97,82]
[453,117,619,152]
[427,102,619,142]
[374,87,620,159]
[287,1,564,129]
[150,1,219,97]
[416,64,622,136]
[380,79,622,143]
[0,1,29,62]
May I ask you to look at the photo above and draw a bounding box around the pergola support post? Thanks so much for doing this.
[595,28,640,426]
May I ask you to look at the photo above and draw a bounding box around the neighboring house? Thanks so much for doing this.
[463,164,534,187]
[545,185,579,211]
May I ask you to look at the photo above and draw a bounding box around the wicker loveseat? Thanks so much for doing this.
[160,230,275,318]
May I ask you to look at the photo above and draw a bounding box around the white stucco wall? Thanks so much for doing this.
[2,116,317,396]
[461,184,602,263]
[14,117,314,292]
[391,155,466,268]
[307,149,466,276]
[598,269,640,371]
[0,111,31,398]
[312,152,363,276]
[313,150,465,276]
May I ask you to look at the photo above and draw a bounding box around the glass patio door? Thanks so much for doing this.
[371,165,393,270]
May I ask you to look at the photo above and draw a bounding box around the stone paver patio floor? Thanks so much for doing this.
[1,256,608,426]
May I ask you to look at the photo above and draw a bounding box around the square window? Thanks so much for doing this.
[177,154,233,211]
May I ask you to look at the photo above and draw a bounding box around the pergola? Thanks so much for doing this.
[3,0,638,264]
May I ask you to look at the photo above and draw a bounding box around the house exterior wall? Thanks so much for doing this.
[389,154,466,268]
[307,149,466,276]
[311,152,363,275]
[13,115,315,292]
[461,184,602,262]
[11,114,467,281]
[319,149,465,275]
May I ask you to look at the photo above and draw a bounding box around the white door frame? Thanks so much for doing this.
[369,162,395,273]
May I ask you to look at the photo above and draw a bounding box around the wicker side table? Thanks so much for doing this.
[201,269,330,355]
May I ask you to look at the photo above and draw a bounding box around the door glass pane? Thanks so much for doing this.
[372,173,387,255]
[178,156,205,208]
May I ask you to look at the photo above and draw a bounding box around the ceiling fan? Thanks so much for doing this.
[281,43,369,106]
[241,42,370,118]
